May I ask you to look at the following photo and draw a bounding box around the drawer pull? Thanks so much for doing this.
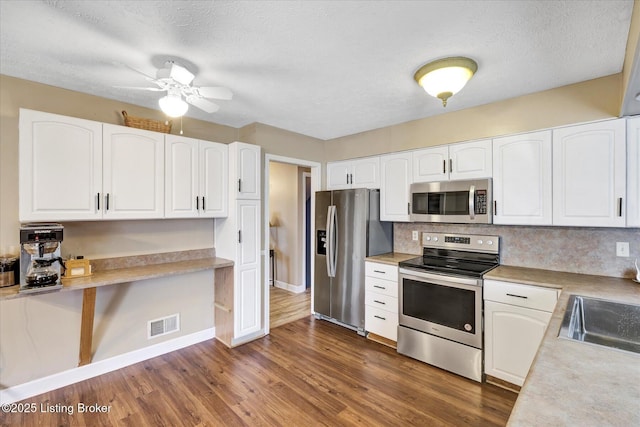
[373,270,386,274]
[506,293,528,299]
[373,285,386,290]
[373,300,386,305]
[374,315,386,320]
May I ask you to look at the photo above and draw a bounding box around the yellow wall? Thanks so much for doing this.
[324,74,622,161]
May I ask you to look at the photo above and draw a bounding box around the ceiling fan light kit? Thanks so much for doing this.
[414,57,478,107]
[159,89,189,117]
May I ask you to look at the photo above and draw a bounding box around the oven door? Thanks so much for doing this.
[399,267,483,349]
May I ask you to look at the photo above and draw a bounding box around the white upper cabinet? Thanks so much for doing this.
[412,146,449,182]
[102,124,165,219]
[380,152,412,222]
[165,135,228,218]
[492,131,553,225]
[552,119,626,227]
[627,116,640,227]
[20,109,103,221]
[412,139,492,183]
[326,156,380,189]
[231,142,260,199]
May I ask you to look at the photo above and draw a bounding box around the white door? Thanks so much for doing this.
[19,109,102,221]
[351,157,380,189]
[627,117,640,227]
[200,141,228,218]
[327,160,352,189]
[235,199,261,338]
[484,301,552,386]
[552,119,626,227]
[165,135,199,218]
[493,131,552,225]
[236,142,260,199]
[412,146,449,182]
[103,124,164,219]
[380,152,412,221]
[449,139,492,180]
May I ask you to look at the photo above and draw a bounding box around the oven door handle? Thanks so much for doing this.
[469,185,476,220]
[399,267,481,287]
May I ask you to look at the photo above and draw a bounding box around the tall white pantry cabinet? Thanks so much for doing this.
[214,142,263,346]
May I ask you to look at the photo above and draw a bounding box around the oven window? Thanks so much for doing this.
[402,278,476,334]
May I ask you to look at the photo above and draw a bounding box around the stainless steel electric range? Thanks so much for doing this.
[397,232,500,382]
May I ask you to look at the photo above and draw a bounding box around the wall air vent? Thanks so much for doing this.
[147,313,180,339]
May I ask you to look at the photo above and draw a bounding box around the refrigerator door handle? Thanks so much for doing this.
[326,205,337,277]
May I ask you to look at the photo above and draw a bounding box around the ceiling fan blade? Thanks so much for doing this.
[186,96,220,113]
[196,86,233,100]
[114,86,165,91]
[114,62,156,81]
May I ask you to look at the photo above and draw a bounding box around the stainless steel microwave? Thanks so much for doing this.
[410,178,492,223]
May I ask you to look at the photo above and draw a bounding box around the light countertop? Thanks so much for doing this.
[365,252,416,265]
[485,266,640,427]
[0,256,233,301]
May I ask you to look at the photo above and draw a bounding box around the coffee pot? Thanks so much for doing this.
[25,257,65,287]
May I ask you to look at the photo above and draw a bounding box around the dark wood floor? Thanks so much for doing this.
[1,317,516,426]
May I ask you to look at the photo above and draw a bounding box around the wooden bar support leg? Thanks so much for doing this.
[78,287,97,366]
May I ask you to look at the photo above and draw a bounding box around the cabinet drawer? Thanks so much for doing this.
[365,292,398,314]
[484,280,558,312]
[365,262,398,281]
[365,276,398,298]
[365,305,397,341]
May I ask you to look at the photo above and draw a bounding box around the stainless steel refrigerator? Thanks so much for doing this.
[314,188,393,333]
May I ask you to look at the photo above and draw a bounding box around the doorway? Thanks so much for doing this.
[264,155,320,334]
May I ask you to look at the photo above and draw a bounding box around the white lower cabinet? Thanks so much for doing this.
[484,280,559,387]
[365,261,398,342]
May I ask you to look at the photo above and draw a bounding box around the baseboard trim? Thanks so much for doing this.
[485,374,521,393]
[0,327,215,405]
[274,280,306,294]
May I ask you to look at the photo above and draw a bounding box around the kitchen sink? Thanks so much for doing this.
[559,295,640,355]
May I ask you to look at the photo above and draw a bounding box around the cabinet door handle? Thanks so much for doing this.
[449,158,453,173]
[238,230,242,243]
[506,293,528,299]
[96,193,100,211]
[374,315,386,320]
[373,285,386,290]
[238,179,242,193]
[443,159,446,174]
[346,174,349,184]
[373,270,386,274]
[196,196,200,210]
[105,193,110,211]
[202,196,205,211]
[350,173,353,184]
[407,202,410,215]
[494,200,497,215]
[618,197,623,217]
[373,300,386,305]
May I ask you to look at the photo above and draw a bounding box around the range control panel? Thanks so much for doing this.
[421,232,499,254]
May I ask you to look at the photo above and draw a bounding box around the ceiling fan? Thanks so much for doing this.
[119,60,233,117]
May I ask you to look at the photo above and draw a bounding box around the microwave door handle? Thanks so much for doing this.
[469,185,476,220]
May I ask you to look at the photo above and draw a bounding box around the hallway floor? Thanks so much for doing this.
[270,286,311,329]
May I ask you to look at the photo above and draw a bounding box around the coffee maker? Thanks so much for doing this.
[19,223,65,294]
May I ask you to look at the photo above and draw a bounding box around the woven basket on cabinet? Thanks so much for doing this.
[121,110,172,133]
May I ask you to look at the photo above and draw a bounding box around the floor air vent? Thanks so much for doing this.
[148,313,180,339]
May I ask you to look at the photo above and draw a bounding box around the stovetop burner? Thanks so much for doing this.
[399,232,500,278]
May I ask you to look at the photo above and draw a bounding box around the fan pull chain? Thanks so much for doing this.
[180,116,184,135]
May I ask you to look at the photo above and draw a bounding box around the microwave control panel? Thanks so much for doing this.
[475,190,487,214]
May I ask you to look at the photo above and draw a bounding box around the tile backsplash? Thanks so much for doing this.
[394,223,639,279]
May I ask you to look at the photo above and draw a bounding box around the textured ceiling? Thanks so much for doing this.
[0,1,635,140]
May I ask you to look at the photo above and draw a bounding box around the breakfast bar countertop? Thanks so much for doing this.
[485,266,640,427]
[0,254,233,301]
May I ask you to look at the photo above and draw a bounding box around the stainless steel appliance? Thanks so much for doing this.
[19,223,65,294]
[410,178,492,223]
[314,189,393,333]
[398,232,499,382]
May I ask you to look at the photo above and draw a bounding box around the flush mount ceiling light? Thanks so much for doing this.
[414,57,478,107]
[159,88,189,117]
